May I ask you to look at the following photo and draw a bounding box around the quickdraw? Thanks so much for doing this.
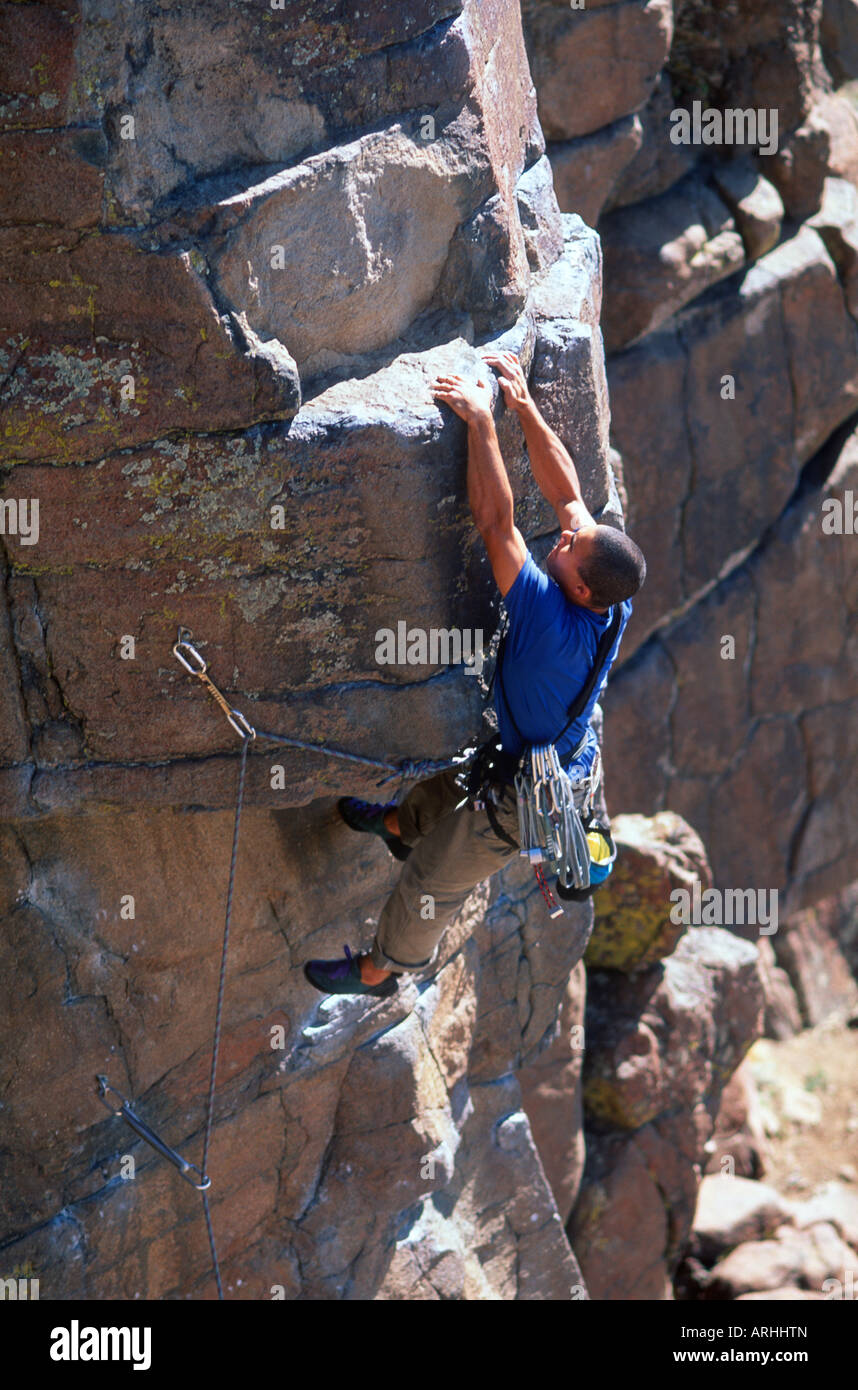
[95,1076,211,1191]
[173,629,257,740]
[172,628,463,793]
[95,678,252,1301]
[514,741,599,901]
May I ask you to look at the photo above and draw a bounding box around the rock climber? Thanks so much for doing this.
[304,350,646,998]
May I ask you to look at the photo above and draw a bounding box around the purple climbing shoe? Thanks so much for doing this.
[303,944,398,998]
[337,797,412,861]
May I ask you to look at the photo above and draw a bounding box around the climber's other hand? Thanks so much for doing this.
[481,350,532,414]
[431,373,493,424]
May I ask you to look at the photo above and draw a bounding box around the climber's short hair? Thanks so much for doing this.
[579,525,646,608]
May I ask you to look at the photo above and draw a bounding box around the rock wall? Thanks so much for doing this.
[2,0,855,1302]
[520,0,858,1300]
[1,806,595,1298]
[0,0,621,1301]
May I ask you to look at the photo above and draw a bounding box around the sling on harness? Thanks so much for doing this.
[463,605,621,914]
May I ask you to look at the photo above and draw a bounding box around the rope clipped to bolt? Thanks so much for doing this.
[172,627,464,789]
[96,644,255,1301]
[96,633,466,1302]
[168,626,472,1296]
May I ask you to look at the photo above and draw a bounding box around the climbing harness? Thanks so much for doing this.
[471,604,623,915]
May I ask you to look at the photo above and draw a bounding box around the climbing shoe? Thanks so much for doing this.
[337,797,412,861]
[304,944,398,998]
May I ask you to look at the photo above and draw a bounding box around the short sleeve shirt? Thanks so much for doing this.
[494,550,631,769]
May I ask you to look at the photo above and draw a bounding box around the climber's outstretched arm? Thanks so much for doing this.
[431,372,527,597]
[482,350,595,533]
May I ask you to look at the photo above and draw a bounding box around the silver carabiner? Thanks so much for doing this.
[95,1075,212,1191]
[173,633,208,676]
[534,777,553,816]
[227,708,257,740]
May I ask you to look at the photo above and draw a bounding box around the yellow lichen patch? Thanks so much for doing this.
[173,385,201,411]
[9,562,75,577]
[188,249,208,279]
[582,1074,648,1131]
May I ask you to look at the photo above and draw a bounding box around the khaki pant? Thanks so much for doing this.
[369,767,521,974]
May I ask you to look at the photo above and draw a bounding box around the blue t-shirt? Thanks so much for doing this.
[494,550,631,772]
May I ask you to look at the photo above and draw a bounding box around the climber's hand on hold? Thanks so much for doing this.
[431,373,493,425]
[481,349,532,415]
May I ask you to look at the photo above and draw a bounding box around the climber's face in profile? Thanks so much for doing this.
[546,524,601,608]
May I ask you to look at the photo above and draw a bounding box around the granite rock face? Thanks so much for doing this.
[4,0,858,1306]
[679,1175,858,1299]
[0,0,617,819]
[521,0,674,143]
[691,1174,794,1263]
[516,961,587,1225]
[774,897,858,1025]
[703,1222,858,1300]
[569,928,766,1300]
[584,811,711,972]
[703,1060,771,1179]
[603,430,858,914]
[0,0,613,1301]
[0,806,593,1299]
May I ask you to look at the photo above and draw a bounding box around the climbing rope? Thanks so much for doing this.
[198,732,250,1301]
[94,629,473,1301]
[169,625,474,1295]
[94,729,249,1300]
[172,627,465,794]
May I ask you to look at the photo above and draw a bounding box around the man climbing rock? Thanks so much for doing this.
[305,350,646,998]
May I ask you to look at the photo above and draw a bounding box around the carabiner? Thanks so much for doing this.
[95,1075,212,1191]
[173,634,208,676]
[534,777,553,816]
[227,708,257,740]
